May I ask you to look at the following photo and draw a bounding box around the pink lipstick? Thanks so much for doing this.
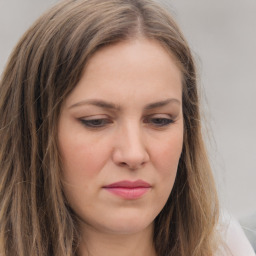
[103,180,151,200]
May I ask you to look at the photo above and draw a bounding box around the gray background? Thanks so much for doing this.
[0,0,255,249]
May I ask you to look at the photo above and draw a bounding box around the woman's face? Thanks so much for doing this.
[58,38,183,236]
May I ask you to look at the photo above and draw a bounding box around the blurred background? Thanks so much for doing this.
[0,0,255,251]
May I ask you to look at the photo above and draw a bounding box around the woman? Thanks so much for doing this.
[0,0,253,255]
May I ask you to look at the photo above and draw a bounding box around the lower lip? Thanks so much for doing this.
[103,187,151,199]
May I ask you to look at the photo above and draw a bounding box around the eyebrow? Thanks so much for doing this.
[144,98,180,110]
[69,99,121,110]
[68,98,180,110]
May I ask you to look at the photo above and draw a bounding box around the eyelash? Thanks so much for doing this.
[144,117,174,127]
[80,118,112,128]
[79,116,174,129]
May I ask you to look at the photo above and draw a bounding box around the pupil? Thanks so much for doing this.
[92,120,102,125]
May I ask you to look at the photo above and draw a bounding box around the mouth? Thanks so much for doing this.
[102,180,152,200]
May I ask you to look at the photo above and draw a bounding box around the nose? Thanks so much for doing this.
[112,122,150,170]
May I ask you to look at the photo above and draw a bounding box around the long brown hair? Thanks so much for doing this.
[0,0,219,255]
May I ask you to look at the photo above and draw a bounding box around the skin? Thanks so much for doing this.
[58,38,184,256]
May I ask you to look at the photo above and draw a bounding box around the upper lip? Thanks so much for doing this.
[103,180,151,188]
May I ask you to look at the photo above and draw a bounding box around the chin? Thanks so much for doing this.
[103,220,153,235]
[80,210,155,236]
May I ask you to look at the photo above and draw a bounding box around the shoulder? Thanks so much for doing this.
[217,211,255,256]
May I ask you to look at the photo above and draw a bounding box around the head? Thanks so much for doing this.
[0,0,219,255]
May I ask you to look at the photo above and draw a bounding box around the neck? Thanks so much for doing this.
[78,223,157,256]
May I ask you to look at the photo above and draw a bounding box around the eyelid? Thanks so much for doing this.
[145,113,175,119]
[79,115,113,129]
[78,113,177,129]
[80,114,109,119]
[143,114,175,127]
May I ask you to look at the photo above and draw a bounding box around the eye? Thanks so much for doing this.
[79,118,112,128]
[144,116,174,127]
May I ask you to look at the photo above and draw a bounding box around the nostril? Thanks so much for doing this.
[119,161,146,170]
[119,162,135,169]
[112,142,150,170]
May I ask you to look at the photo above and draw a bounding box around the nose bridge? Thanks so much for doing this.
[119,119,145,154]
[112,118,149,169]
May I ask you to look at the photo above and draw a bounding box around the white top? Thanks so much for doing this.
[218,213,255,256]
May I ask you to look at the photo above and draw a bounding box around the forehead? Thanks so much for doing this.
[66,38,183,107]
[85,38,182,75]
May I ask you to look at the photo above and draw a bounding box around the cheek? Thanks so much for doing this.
[59,137,111,210]
[152,133,183,174]
[150,130,183,200]
[59,134,110,182]
[147,133,183,217]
